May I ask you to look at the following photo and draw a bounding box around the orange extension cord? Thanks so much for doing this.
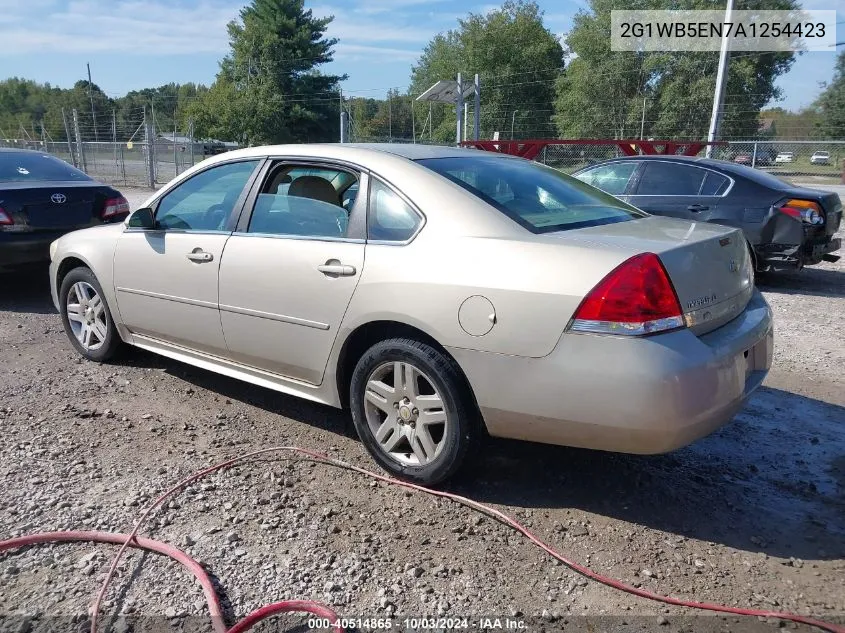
[1,446,843,633]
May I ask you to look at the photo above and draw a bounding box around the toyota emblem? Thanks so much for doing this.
[51,193,67,204]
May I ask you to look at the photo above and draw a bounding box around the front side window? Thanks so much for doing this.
[574,162,638,195]
[156,160,259,231]
[368,179,421,242]
[417,155,645,234]
[247,164,357,238]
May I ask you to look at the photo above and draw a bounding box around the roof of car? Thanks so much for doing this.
[210,142,512,165]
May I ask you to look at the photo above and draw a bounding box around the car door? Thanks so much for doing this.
[628,160,730,221]
[113,159,262,356]
[217,160,367,384]
[573,161,640,202]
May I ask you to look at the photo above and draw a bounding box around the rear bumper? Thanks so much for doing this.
[448,290,773,454]
[756,236,841,270]
[0,233,59,269]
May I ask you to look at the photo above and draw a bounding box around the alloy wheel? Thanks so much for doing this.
[65,281,108,352]
[363,361,449,466]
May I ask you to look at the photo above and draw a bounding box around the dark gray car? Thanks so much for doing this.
[573,155,842,273]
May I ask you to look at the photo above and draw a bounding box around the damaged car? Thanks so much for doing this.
[573,155,842,274]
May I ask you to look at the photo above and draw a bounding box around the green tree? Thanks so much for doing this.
[556,0,796,140]
[410,1,564,142]
[190,0,344,144]
[814,51,845,139]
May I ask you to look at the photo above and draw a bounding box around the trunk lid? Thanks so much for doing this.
[1,182,105,231]
[556,216,755,335]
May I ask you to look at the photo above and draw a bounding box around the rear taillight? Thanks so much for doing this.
[778,199,824,225]
[0,208,12,225]
[102,196,130,219]
[568,253,685,336]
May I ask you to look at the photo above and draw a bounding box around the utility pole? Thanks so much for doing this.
[411,97,416,144]
[143,107,155,188]
[388,90,392,141]
[511,111,517,140]
[339,88,347,143]
[455,72,464,145]
[473,74,481,141]
[72,109,87,173]
[640,96,647,140]
[706,0,733,158]
[62,108,76,166]
[87,63,99,142]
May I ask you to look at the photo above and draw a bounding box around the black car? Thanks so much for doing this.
[572,155,842,273]
[0,149,130,272]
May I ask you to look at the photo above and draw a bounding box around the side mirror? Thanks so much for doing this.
[127,207,156,229]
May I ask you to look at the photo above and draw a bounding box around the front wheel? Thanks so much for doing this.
[59,267,122,362]
[349,338,477,485]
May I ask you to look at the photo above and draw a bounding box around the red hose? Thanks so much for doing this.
[1,445,842,633]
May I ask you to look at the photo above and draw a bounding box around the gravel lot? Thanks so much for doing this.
[1,187,843,633]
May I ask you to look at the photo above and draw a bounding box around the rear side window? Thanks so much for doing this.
[417,155,645,234]
[0,152,91,183]
[575,162,638,195]
[368,179,421,242]
[248,163,357,238]
[635,162,706,196]
[700,171,731,195]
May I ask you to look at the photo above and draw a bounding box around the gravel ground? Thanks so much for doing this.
[0,187,843,633]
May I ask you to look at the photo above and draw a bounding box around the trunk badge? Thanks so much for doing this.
[51,193,67,204]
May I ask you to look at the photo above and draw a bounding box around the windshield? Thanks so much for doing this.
[416,155,646,233]
[0,152,92,183]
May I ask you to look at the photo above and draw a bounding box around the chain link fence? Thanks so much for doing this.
[4,119,843,188]
[715,141,844,185]
[0,108,233,189]
[0,138,210,188]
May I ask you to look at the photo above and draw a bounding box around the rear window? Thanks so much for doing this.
[416,155,646,233]
[713,160,795,190]
[0,152,92,183]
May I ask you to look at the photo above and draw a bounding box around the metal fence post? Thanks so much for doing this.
[62,108,77,167]
[72,109,87,173]
[751,141,758,169]
[189,118,195,166]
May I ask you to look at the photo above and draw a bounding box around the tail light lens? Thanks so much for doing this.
[0,207,12,225]
[102,196,130,219]
[568,253,685,336]
[778,199,824,225]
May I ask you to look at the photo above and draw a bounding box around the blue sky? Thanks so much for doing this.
[0,0,841,112]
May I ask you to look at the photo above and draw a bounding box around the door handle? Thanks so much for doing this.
[186,251,214,263]
[687,204,709,212]
[317,263,356,276]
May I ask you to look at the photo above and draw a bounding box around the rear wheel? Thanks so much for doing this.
[59,267,122,362]
[350,338,477,485]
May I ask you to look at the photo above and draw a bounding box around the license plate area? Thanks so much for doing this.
[25,202,92,228]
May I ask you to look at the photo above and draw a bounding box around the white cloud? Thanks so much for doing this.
[354,0,451,15]
[335,43,421,62]
[1,0,238,56]
[0,0,429,62]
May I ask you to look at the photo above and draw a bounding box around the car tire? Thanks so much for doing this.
[350,338,477,485]
[59,267,122,363]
